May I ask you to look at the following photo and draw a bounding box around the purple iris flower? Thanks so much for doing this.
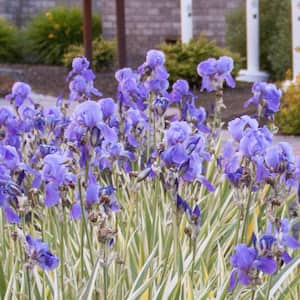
[145,50,165,68]
[197,56,235,92]
[229,244,276,292]
[124,108,149,147]
[247,218,300,279]
[42,154,67,185]
[39,144,58,157]
[170,80,194,104]
[239,126,272,158]
[263,219,300,263]
[98,98,117,120]
[0,106,15,125]
[226,167,244,187]
[6,82,33,107]
[153,97,169,116]
[176,194,191,214]
[73,100,103,128]
[44,107,64,128]
[161,144,189,169]
[66,56,90,82]
[0,179,23,223]
[144,68,169,95]
[229,244,256,291]
[0,106,22,149]
[220,141,241,175]
[86,172,100,206]
[279,219,300,250]
[254,142,295,185]
[116,67,148,110]
[0,145,20,170]
[43,107,69,139]
[189,204,201,220]
[18,103,45,132]
[165,121,191,146]
[115,68,134,82]
[66,100,117,151]
[244,82,281,119]
[42,154,76,206]
[187,204,201,239]
[228,116,258,142]
[187,105,209,133]
[69,74,102,102]
[265,143,294,172]
[253,156,270,183]
[162,123,214,191]
[70,201,82,220]
[25,235,59,270]
[99,185,120,214]
[70,56,89,75]
[68,57,102,102]
[162,122,193,169]
[97,142,135,172]
[138,50,169,95]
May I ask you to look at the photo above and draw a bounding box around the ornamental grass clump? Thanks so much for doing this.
[1,50,300,299]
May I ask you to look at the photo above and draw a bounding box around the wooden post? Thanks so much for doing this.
[83,0,93,62]
[116,0,127,68]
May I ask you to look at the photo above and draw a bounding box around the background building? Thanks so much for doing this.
[0,0,243,63]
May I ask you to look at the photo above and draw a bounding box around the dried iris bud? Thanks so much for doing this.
[90,126,102,147]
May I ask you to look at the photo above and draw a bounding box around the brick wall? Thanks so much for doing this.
[0,0,243,65]
[0,0,100,26]
[100,0,180,65]
[193,0,244,45]
[100,0,243,65]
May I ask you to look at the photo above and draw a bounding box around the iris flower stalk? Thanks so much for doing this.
[240,181,255,243]
[171,194,184,276]
[78,178,94,268]
[103,241,109,300]
[60,205,67,299]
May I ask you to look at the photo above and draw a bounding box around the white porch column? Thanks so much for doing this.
[292,0,300,81]
[237,0,268,82]
[180,0,193,44]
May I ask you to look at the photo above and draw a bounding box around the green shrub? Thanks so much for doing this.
[225,5,246,61]
[63,38,116,72]
[225,0,292,81]
[160,35,243,88]
[24,6,102,65]
[277,77,300,135]
[0,19,21,63]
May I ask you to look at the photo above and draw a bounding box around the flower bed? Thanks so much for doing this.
[0,51,299,299]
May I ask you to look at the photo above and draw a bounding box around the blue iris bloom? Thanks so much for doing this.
[25,235,59,270]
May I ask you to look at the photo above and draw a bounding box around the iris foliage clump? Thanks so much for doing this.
[1,50,300,300]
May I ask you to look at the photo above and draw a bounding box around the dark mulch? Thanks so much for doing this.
[0,64,255,121]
